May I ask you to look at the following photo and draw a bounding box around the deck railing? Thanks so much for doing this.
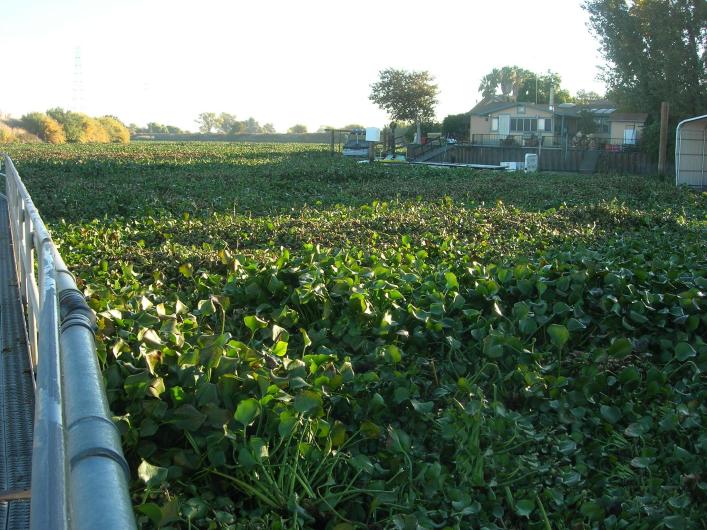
[471,133,550,147]
[1,155,135,530]
[470,133,643,151]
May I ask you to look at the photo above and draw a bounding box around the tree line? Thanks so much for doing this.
[130,122,185,134]
[584,0,706,155]
[130,117,316,136]
[369,66,604,141]
[1,109,130,144]
[194,113,276,134]
[370,0,705,152]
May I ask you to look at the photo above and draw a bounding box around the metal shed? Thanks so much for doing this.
[675,114,707,188]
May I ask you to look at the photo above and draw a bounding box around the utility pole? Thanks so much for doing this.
[658,102,669,175]
[535,74,538,105]
[72,47,85,112]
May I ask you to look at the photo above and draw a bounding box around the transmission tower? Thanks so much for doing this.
[72,47,85,112]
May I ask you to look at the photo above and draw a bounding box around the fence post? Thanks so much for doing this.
[658,101,669,175]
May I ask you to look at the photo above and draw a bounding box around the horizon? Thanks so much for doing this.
[1,0,607,133]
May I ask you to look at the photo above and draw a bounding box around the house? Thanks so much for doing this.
[468,96,648,149]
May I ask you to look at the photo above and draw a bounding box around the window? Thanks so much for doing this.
[517,105,526,114]
[510,118,538,132]
[593,117,610,134]
[491,117,499,132]
[538,118,552,132]
[624,126,637,145]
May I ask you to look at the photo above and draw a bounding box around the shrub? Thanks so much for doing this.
[0,124,16,143]
[15,131,41,143]
[403,120,441,142]
[80,116,110,143]
[21,112,66,144]
[47,108,84,143]
[44,117,67,144]
[20,113,45,136]
[442,113,470,139]
[98,116,130,143]
[639,117,678,161]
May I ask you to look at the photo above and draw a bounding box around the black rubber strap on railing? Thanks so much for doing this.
[61,314,96,335]
[67,415,131,480]
[69,448,131,481]
[59,289,97,332]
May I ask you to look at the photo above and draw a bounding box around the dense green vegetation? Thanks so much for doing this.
[4,143,706,529]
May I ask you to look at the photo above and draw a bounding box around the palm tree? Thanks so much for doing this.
[500,66,530,101]
[478,68,502,99]
[478,66,533,101]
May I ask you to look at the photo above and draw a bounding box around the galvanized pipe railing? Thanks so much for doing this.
[1,155,136,530]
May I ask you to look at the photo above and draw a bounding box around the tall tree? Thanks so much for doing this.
[147,122,169,133]
[47,107,84,142]
[478,66,534,101]
[243,117,262,134]
[573,89,604,104]
[442,113,470,139]
[517,71,571,105]
[478,68,502,98]
[196,112,218,133]
[288,124,307,134]
[584,0,706,118]
[216,113,239,134]
[21,112,66,144]
[500,66,532,100]
[369,68,438,143]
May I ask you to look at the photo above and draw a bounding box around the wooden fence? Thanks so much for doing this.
[597,150,672,176]
[408,144,667,176]
[132,132,331,143]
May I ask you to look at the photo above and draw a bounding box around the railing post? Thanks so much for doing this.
[16,203,25,298]
[29,246,68,530]
[24,215,38,364]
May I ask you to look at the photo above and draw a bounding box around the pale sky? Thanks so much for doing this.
[0,0,607,133]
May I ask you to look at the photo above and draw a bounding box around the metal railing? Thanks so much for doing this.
[471,133,555,148]
[470,133,644,151]
[1,155,136,530]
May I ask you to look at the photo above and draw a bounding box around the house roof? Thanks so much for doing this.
[610,112,648,123]
[468,98,555,116]
[468,97,516,116]
[469,97,647,123]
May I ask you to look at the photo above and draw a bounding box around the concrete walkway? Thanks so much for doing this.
[0,195,34,530]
